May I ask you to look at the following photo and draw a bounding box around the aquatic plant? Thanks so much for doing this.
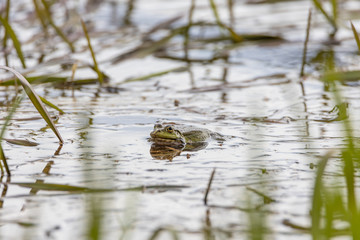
[308,18,360,239]
[33,0,75,52]
[0,14,26,68]
[0,66,64,175]
[0,94,22,175]
[312,0,338,37]
[0,66,63,144]
[81,19,103,85]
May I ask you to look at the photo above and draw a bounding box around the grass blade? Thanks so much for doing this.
[81,19,103,85]
[184,0,196,60]
[0,144,5,174]
[148,228,179,240]
[208,0,242,42]
[123,66,187,83]
[4,138,39,147]
[350,21,360,53]
[342,150,360,239]
[14,182,89,192]
[209,0,222,27]
[2,0,11,66]
[10,182,188,193]
[312,0,337,33]
[32,0,48,34]
[40,0,74,52]
[0,75,100,86]
[0,66,64,144]
[331,0,337,24]
[0,94,23,175]
[39,96,64,114]
[311,151,332,239]
[204,168,216,205]
[111,26,187,64]
[300,9,312,77]
[0,16,26,68]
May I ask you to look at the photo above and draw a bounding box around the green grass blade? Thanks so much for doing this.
[124,66,187,83]
[342,151,356,210]
[14,182,89,192]
[0,75,101,86]
[331,0,337,24]
[32,0,48,34]
[350,21,360,53]
[0,144,5,175]
[0,94,23,176]
[209,0,223,28]
[0,16,26,68]
[4,138,39,147]
[183,0,196,60]
[300,9,312,77]
[40,0,74,52]
[342,150,360,239]
[112,26,187,64]
[2,0,10,66]
[311,151,332,239]
[148,228,179,240]
[81,19,103,85]
[0,66,64,144]
[39,96,64,114]
[312,0,337,32]
[208,0,242,42]
[322,70,360,82]
[10,182,187,193]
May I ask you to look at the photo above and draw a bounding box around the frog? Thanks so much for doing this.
[150,123,225,145]
[149,123,228,160]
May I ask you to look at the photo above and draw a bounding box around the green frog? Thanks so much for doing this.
[149,123,227,160]
[150,123,224,145]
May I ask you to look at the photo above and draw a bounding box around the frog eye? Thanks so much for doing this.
[166,126,174,133]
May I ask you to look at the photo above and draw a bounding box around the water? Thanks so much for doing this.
[1,0,360,239]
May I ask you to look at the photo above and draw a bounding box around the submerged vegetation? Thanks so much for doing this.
[1,0,360,239]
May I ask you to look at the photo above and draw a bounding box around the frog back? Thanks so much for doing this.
[181,128,212,143]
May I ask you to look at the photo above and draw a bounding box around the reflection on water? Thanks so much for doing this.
[150,141,209,160]
[150,144,183,161]
[1,0,360,239]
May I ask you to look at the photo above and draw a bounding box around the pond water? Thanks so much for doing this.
[1,0,360,239]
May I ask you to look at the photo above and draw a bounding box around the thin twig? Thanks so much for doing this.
[300,9,312,77]
[204,168,216,205]
[246,187,276,204]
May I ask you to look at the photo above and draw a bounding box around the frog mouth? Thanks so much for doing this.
[150,136,186,146]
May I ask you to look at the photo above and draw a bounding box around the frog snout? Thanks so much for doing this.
[150,130,159,138]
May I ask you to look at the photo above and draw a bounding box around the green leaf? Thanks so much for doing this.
[322,70,360,83]
[12,182,188,193]
[0,94,23,175]
[350,21,360,53]
[0,66,64,144]
[0,16,26,68]
[312,0,337,32]
[81,19,103,85]
[39,95,64,114]
[311,152,332,239]
[0,75,101,86]
[124,66,188,83]
[4,138,39,147]
[39,0,75,52]
[208,0,242,42]
[0,144,6,175]
[14,182,89,192]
